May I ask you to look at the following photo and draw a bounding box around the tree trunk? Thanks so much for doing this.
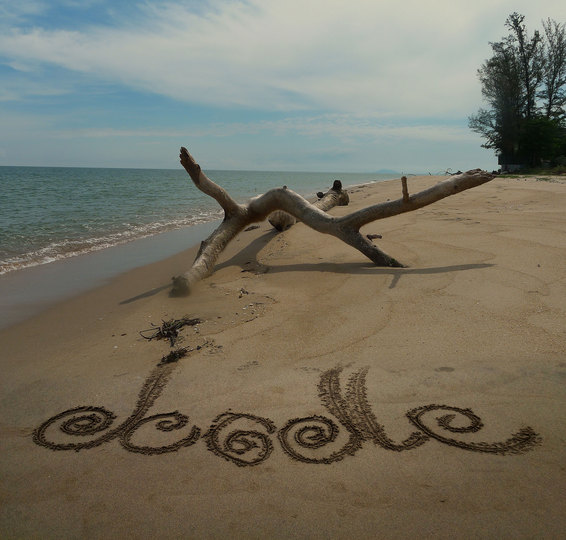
[268,179,350,231]
[171,147,494,296]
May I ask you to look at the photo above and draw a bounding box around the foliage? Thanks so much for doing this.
[469,13,566,169]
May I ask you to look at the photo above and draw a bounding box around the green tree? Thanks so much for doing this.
[505,13,544,120]
[469,13,566,169]
[520,117,563,166]
[541,18,566,120]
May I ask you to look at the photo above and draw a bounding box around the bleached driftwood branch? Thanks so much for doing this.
[171,147,493,296]
[268,179,350,231]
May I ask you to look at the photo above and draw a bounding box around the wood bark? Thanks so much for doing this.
[268,179,350,231]
[171,147,494,296]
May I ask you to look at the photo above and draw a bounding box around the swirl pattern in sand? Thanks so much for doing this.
[33,362,541,464]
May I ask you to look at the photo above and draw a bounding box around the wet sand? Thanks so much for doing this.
[1,174,565,539]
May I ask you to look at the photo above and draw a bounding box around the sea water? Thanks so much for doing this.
[0,166,396,275]
[0,166,397,328]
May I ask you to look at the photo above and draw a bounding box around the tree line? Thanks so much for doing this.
[469,13,566,171]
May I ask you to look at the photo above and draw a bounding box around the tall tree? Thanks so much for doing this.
[469,13,566,168]
[469,32,524,162]
[505,13,544,119]
[541,18,566,120]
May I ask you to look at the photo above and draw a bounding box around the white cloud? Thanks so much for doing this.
[0,0,563,170]
[0,0,45,21]
[1,0,564,118]
[0,105,495,170]
[7,112,477,150]
[212,114,479,144]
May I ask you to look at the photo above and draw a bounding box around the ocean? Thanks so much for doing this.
[0,166,397,275]
[0,166,397,328]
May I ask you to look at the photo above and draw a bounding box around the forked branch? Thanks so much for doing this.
[172,147,494,296]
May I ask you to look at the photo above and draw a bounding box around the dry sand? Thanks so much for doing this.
[1,174,565,539]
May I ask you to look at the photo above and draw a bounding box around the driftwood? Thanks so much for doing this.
[171,147,494,296]
[268,180,350,231]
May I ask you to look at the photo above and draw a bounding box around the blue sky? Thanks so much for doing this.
[1,1,565,172]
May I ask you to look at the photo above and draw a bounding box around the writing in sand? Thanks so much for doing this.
[33,361,541,466]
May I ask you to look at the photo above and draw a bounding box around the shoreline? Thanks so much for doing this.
[0,175,396,330]
[0,220,220,330]
[1,174,565,539]
[1,165,397,279]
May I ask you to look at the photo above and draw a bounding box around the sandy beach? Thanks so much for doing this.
[1,174,565,539]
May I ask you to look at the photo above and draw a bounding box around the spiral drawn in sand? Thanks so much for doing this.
[33,362,200,455]
[204,412,276,467]
[33,406,120,451]
[120,411,200,455]
[278,415,361,464]
[406,404,542,455]
[33,363,541,462]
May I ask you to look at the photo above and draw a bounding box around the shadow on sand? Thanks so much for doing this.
[120,229,493,303]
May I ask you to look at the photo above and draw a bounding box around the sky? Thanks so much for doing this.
[1,1,565,173]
